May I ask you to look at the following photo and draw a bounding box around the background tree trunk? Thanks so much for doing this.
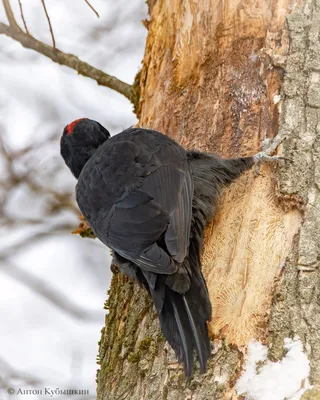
[97,0,320,398]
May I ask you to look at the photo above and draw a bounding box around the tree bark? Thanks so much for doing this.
[97,0,320,398]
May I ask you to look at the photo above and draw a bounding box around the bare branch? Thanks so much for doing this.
[2,0,21,32]
[0,357,42,389]
[0,130,103,322]
[0,225,75,258]
[18,0,29,34]
[85,0,100,18]
[40,0,55,48]
[0,259,102,321]
[0,130,79,229]
[0,21,135,103]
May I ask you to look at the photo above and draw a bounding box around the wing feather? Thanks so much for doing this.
[77,127,193,274]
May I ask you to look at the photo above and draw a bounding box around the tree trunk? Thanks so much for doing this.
[97,0,320,398]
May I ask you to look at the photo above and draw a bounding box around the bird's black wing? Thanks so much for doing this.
[140,154,194,264]
[77,128,193,274]
[105,150,193,273]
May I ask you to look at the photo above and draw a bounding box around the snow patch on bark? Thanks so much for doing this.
[273,94,281,104]
[236,338,310,400]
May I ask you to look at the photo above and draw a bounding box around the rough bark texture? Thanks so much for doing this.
[97,0,320,399]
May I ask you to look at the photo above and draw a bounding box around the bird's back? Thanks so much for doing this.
[76,127,191,244]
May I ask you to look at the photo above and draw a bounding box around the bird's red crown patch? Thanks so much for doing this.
[65,118,88,135]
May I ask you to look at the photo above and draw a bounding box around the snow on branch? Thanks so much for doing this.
[0,0,137,107]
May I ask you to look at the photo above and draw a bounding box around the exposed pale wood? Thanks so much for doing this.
[202,169,301,345]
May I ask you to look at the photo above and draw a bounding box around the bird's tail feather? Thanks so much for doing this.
[156,274,211,377]
[182,295,210,372]
[142,229,212,376]
[169,291,193,375]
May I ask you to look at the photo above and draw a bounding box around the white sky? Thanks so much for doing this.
[0,1,147,398]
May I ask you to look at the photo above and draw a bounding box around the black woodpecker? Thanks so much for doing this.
[60,118,285,377]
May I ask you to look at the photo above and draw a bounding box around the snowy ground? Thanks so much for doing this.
[0,1,147,399]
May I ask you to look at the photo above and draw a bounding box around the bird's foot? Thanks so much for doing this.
[253,132,291,174]
[261,138,273,152]
[254,153,283,175]
[253,152,290,163]
[165,266,191,294]
[262,131,289,155]
[253,152,291,174]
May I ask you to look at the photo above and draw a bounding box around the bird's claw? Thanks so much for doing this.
[254,152,287,163]
[253,152,292,175]
[254,152,292,163]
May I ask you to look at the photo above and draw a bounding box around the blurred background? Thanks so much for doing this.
[0,1,147,398]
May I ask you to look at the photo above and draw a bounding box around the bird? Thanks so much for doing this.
[60,118,286,377]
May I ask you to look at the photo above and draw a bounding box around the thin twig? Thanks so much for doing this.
[18,0,29,34]
[2,0,21,32]
[84,0,99,18]
[40,0,55,48]
[0,21,135,103]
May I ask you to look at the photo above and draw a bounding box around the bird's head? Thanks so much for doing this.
[60,118,110,178]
